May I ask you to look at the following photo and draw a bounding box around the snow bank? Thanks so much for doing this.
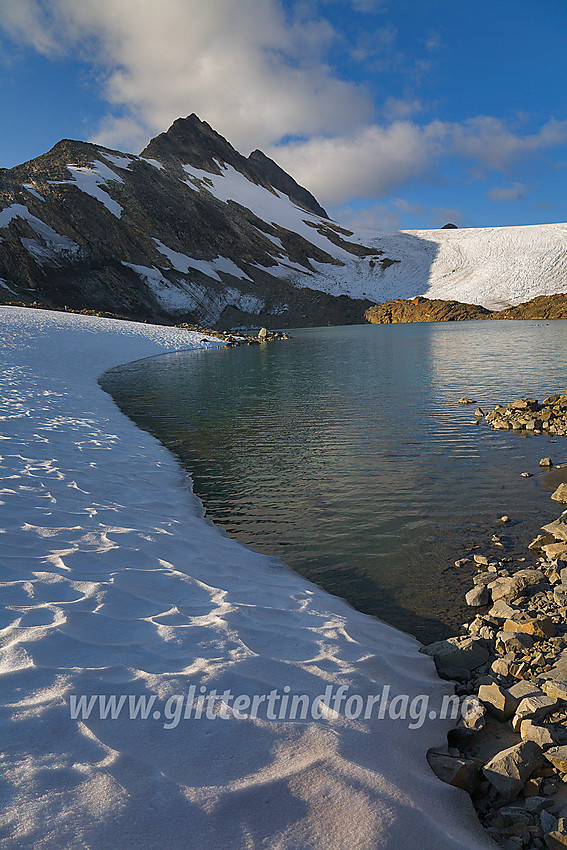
[0,307,494,849]
[298,222,567,310]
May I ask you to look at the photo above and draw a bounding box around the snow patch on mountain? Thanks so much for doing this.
[22,184,45,202]
[124,261,263,321]
[181,161,353,262]
[49,161,124,218]
[101,152,134,170]
[153,239,253,283]
[0,204,80,262]
[294,222,567,310]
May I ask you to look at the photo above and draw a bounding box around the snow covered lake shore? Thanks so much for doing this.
[0,306,495,849]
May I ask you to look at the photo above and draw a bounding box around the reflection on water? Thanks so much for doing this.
[100,321,567,641]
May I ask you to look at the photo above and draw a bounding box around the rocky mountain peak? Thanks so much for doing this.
[141,114,242,175]
[141,114,328,218]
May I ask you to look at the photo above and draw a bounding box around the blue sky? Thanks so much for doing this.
[1,0,566,229]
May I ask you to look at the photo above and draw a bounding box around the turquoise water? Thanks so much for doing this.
[100,321,567,641]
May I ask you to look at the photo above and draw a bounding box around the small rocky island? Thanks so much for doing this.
[366,294,567,324]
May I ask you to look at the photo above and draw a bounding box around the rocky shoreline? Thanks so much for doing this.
[424,394,567,849]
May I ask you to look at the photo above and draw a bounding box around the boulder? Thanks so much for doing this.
[489,570,545,603]
[426,750,482,793]
[552,483,567,504]
[554,585,567,607]
[512,694,557,731]
[458,697,486,733]
[496,631,533,653]
[257,327,268,341]
[473,554,489,566]
[544,542,567,560]
[519,720,555,747]
[508,681,542,701]
[542,515,567,542]
[503,616,556,640]
[465,585,489,607]
[489,599,519,620]
[478,683,518,721]
[421,635,489,679]
[543,678,567,701]
[482,741,542,800]
[540,457,553,467]
[544,745,567,773]
[529,533,555,550]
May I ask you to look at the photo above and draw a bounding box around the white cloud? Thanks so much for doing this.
[271,117,567,206]
[335,203,401,230]
[393,198,426,215]
[488,183,526,202]
[447,116,567,171]
[1,1,566,210]
[271,121,443,206]
[0,0,371,153]
[382,97,422,120]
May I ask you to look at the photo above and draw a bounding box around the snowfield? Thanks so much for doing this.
[0,307,495,849]
[294,222,567,310]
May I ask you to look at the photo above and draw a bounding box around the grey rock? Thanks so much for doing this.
[465,584,490,607]
[552,484,567,504]
[478,683,518,721]
[421,635,489,679]
[482,741,542,800]
[519,719,555,747]
[512,694,558,731]
[545,746,567,772]
[427,750,482,793]
[543,516,567,543]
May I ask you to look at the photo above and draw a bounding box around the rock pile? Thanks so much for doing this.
[424,485,567,847]
[485,395,567,436]
[176,322,289,345]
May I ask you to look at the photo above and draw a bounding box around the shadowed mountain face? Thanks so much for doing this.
[0,114,378,327]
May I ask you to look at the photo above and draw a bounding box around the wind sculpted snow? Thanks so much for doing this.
[0,307,495,849]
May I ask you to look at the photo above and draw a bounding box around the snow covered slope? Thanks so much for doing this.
[296,222,567,310]
[0,306,494,849]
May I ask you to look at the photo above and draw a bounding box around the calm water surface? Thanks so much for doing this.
[101,321,567,641]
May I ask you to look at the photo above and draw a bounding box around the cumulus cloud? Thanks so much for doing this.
[271,121,444,206]
[393,198,426,215]
[488,183,526,202]
[271,117,567,206]
[0,0,371,152]
[336,203,401,230]
[447,116,567,171]
[1,1,566,208]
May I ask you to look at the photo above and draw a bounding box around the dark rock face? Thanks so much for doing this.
[142,115,327,218]
[246,148,328,218]
[442,223,459,229]
[0,114,373,327]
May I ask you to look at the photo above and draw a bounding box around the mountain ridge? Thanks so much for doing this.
[1,114,566,327]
